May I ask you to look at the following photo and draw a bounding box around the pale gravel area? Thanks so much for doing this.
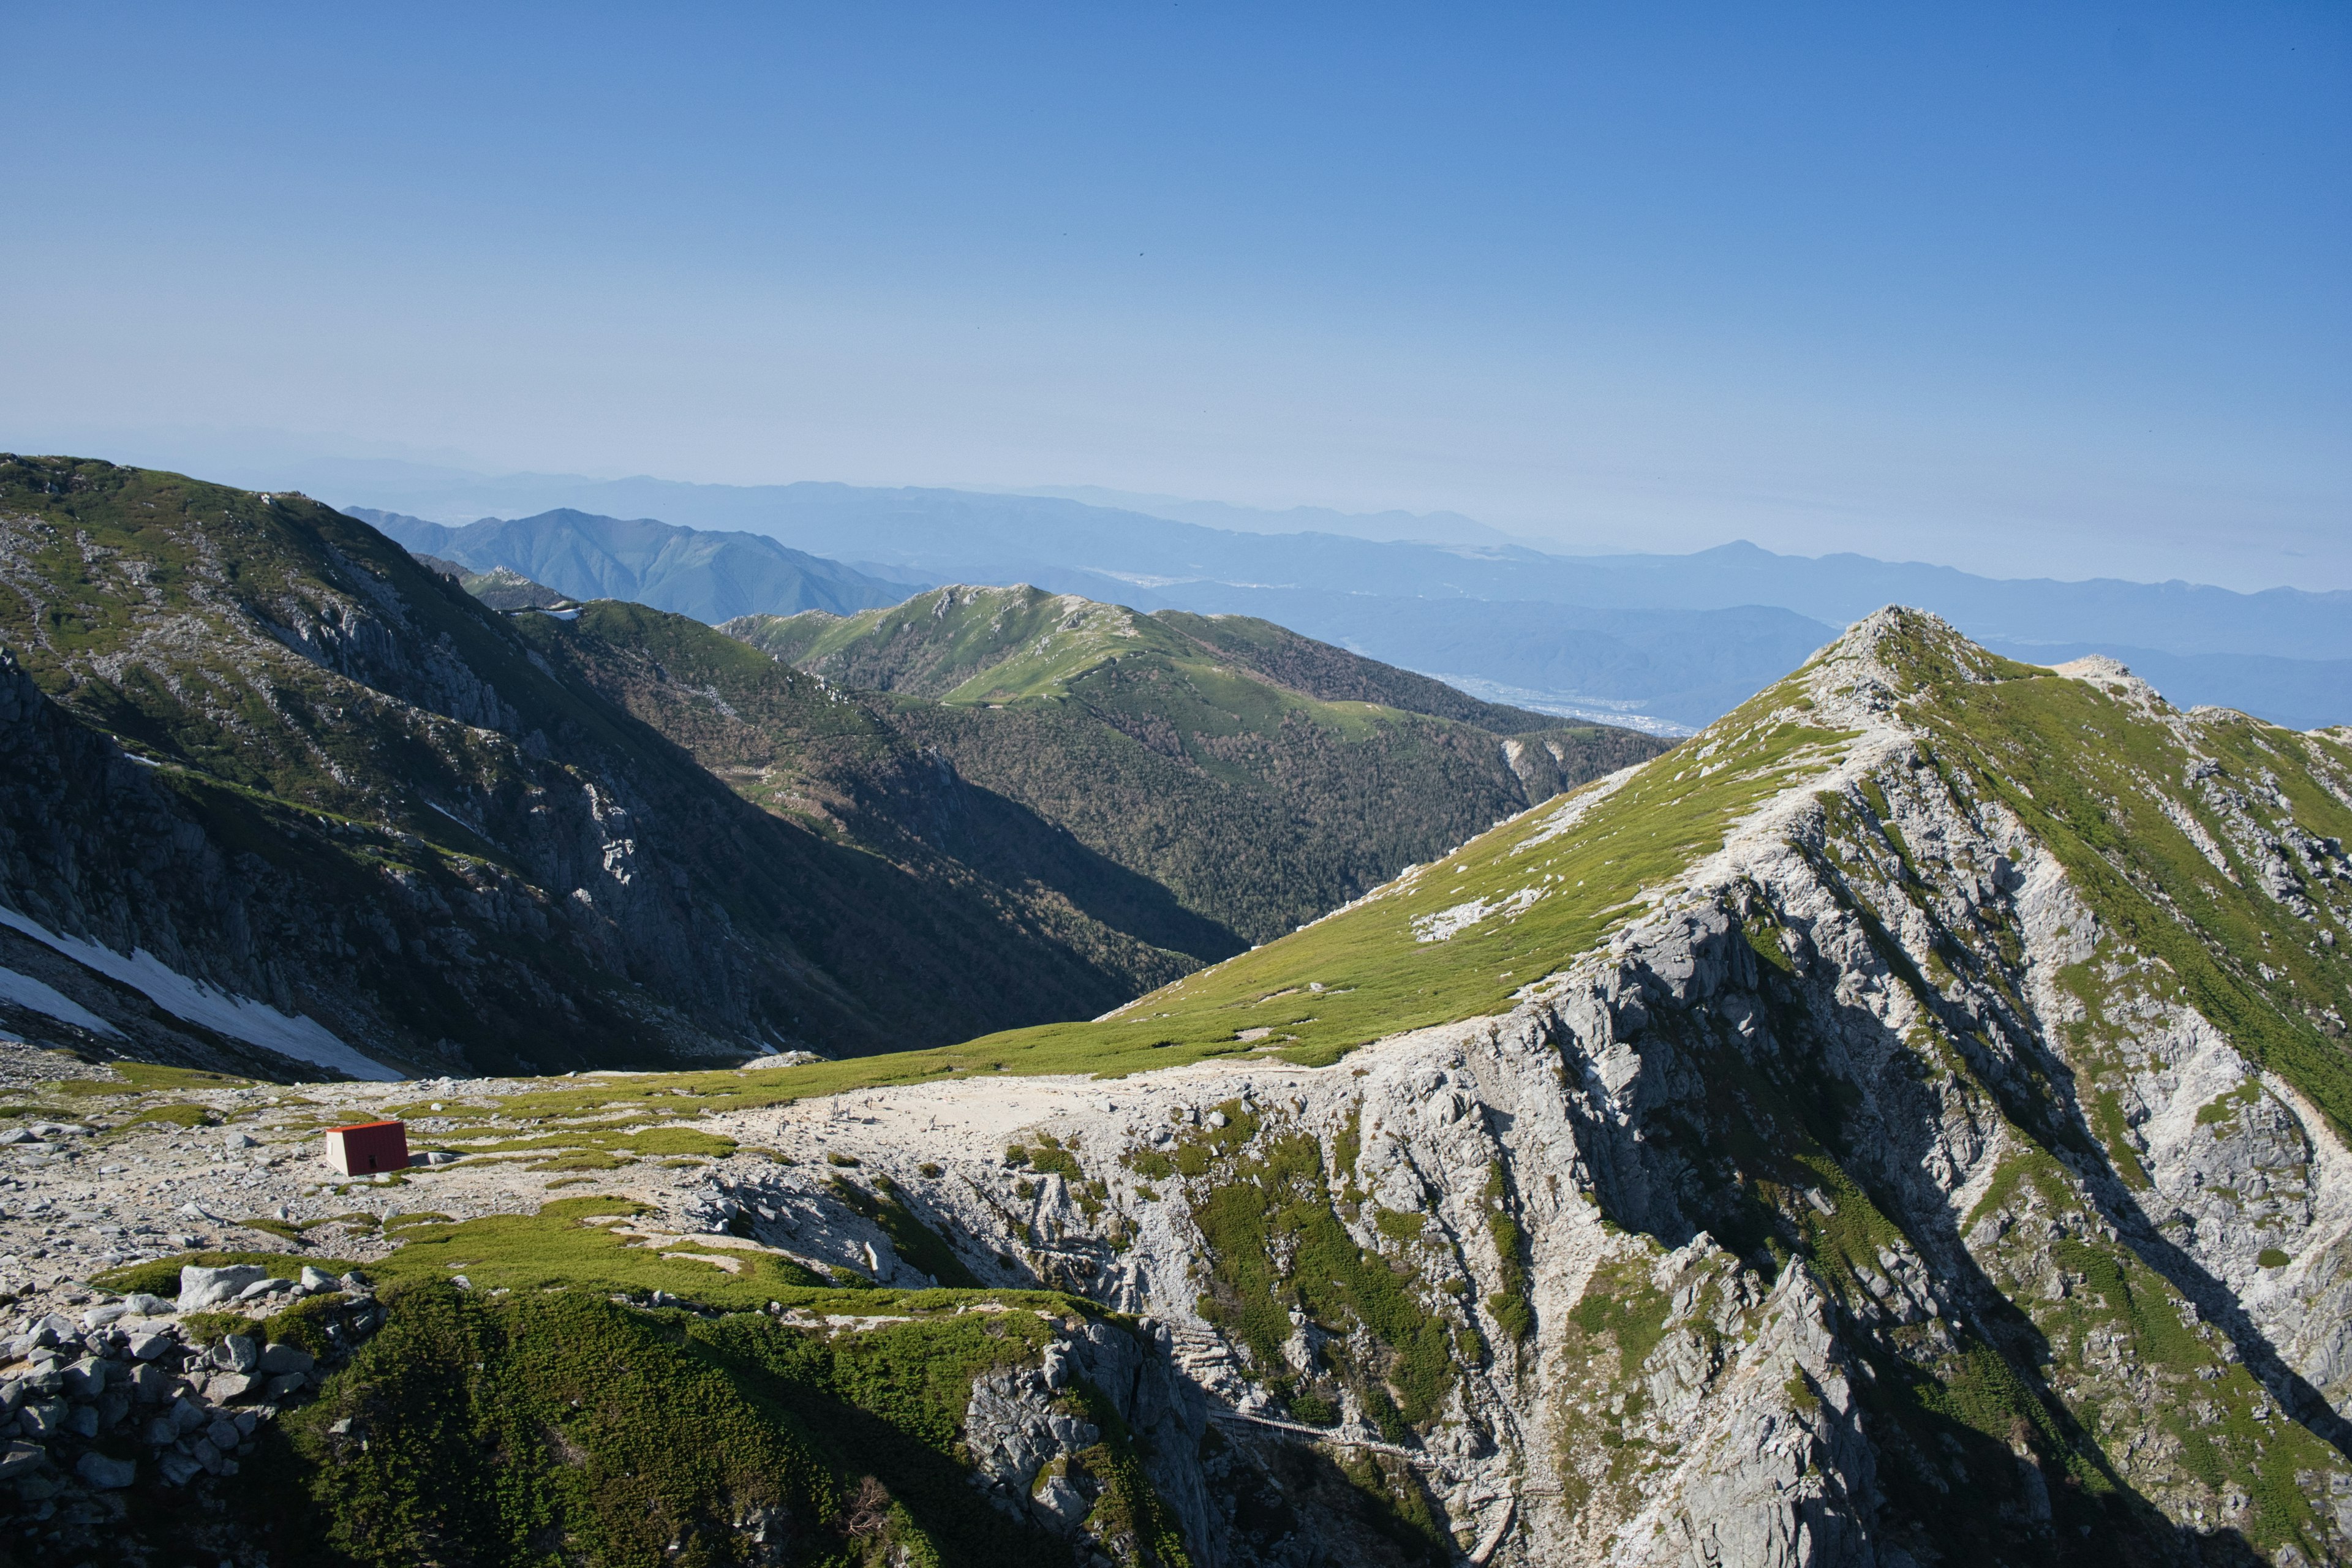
[0,1031,1346,1330]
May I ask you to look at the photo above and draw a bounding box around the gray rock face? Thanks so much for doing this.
[178,1264,268,1310]
[951,1314,1212,1559]
[698,614,2352,1567]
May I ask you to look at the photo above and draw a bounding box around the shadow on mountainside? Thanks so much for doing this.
[1549,906,2329,1564]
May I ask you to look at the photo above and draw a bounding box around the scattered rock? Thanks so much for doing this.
[75,1450,136,1489]
[178,1264,268,1310]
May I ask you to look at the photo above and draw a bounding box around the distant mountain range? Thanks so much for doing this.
[187,458,2349,731]
[1004,484,1521,546]
[353,507,911,622]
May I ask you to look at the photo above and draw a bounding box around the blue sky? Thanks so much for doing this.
[3,2,2346,587]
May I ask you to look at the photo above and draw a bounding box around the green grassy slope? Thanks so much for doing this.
[535,600,1237,971]
[729,587,1193,704]
[726,586,1669,942]
[0,457,1204,1070]
[726,584,1556,730]
[535,615,2352,1116]
[1890,646,2352,1137]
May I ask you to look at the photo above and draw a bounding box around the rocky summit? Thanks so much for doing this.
[2,607,2350,1566]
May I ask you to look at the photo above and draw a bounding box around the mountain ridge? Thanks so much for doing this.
[0,456,1208,1076]
[714,584,1668,944]
[10,607,2350,1564]
[301,469,2349,728]
[353,505,912,622]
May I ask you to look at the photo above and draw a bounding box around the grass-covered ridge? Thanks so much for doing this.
[0,454,1241,1069]
[1874,633,2352,1138]
[955,707,1847,1070]
[729,584,1561,732]
[719,585,1670,946]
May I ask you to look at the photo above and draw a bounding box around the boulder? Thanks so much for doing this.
[60,1358,109,1398]
[156,1451,202,1486]
[1033,1472,1090,1531]
[214,1335,260,1373]
[0,1441,43,1479]
[122,1292,174,1317]
[178,1264,268,1310]
[75,1452,135,1490]
[126,1332,173,1363]
[298,1266,337,1291]
[257,1342,313,1376]
[204,1371,260,1403]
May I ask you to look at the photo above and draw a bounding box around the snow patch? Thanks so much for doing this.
[0,907,401,1080]
[0,965,123,1038]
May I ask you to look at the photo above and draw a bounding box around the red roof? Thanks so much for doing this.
[328,1120,404,1134]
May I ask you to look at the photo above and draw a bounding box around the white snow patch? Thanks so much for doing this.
[0,907,401,1080]
[1412,886,1542,943]
[0,965,123,1038]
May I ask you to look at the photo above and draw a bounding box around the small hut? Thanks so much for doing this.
[324,1119,410,1176]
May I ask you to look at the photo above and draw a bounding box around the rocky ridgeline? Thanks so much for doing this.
[647,614,2352,1564]
[0,611,2348,1564]
[1,1263,381,1546]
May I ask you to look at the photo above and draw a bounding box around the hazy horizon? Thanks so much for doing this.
[7,3,2348,591]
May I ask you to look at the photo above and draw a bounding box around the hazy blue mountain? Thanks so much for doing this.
[1099,584,1839,733]
[352,507,912,621]
[1974,641,2352,733]
[300,463,2350,729]
[330,471,2343,655]
[1006,484,1521,545]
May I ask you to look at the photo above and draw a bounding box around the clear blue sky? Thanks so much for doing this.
[4,2,2346,587]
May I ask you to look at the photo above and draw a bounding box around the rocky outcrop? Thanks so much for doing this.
[669,611,2352,1564]
[0,1271,383,1555]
